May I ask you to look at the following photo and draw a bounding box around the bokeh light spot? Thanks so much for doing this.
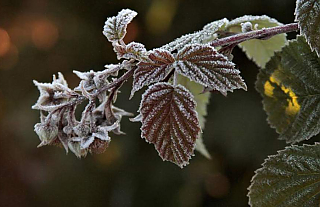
[0,28,11,57]
[31,19,59,50]
[0,44,19,70]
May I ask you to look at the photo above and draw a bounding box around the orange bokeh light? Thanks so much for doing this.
[31,19,59,50]
[0,28,11,57]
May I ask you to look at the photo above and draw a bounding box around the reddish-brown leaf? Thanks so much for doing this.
[130,49,175,98]
[175,44,247,95]
[139,82,201,168]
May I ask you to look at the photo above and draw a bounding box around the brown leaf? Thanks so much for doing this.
[130,49,175,98]
[139,82,201,168]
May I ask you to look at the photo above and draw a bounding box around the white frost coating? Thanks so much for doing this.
[130,49,175,99]
[241,22,253,33]
[174,44,246,95]
[161,18,229,52]
[138,82,200,168]
[103,9,137,42]
[227,15,283,28]
[80,136,95,149]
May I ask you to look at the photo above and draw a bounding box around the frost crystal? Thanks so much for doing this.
[103,9,137,42]
[138,82,201,168]
[161,18,229,52]
[175,44,247,95]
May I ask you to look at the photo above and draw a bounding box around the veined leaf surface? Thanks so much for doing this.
[131,49,175,98]
[175,44,247,95]
[177,75,211,159]
[248,143,320,207]
[295,0,320,56]
[103,9,137,42]
[256,36,320,143]
[139,82,201,168]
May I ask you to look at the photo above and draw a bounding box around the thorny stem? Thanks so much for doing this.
[210,23,299,47]
[52,23,299,112]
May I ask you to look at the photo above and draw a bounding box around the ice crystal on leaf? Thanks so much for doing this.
[103,9,137,43]
[175,44,247,95]
[137,82,201,168]
[131,49,175,98]
[161,18,229,52]
[113,42,148,61]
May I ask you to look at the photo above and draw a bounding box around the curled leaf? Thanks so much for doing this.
[103,9,137,42]
[139,82,201,168]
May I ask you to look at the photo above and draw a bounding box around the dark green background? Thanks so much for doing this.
[0,0,311,206]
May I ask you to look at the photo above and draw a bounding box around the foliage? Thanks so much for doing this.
[32,1,320,205]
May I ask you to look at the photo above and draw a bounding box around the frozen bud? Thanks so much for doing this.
[89,139,109,154]
[63,125,73,135]
[68,140,88,158]
[73,124,90,137]
[241,22,253,33]
[34,123,58,147]
[80,136,95,150]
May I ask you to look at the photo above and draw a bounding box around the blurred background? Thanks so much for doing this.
[0,0,311,206]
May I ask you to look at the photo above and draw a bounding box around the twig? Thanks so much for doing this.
[210,23,299,47]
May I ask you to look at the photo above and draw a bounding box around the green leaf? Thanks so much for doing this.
[176,75,211,159]
[256,35,320,143]
[295,0,320,57]
[226,15,287,68]
[248,143,320,207]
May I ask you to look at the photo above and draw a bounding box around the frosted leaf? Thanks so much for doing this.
[295,0,320,56]
[68,139,88,158]
[32,80,70,111]
[248,143,320,207]
[73,124,90,138]
[103,9,137,42]
[92,125,112,141]
[176,75,211,159]
[103,64,121,77]
[73,70,96,92]
[130,49,175,98]
[175,44,247,95]
[256,36,320,143]
[161,18,229,52]
[34,123,58,147]
[226,15,287,68]
[138,82,201,168]
[80,136,95,149]
[52,72,68,87]
[114,42,148,61]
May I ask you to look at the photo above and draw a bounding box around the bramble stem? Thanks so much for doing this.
[210,23,299,47]
[53,22,299,112]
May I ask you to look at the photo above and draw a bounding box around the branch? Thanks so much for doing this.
[210,23,299,47]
